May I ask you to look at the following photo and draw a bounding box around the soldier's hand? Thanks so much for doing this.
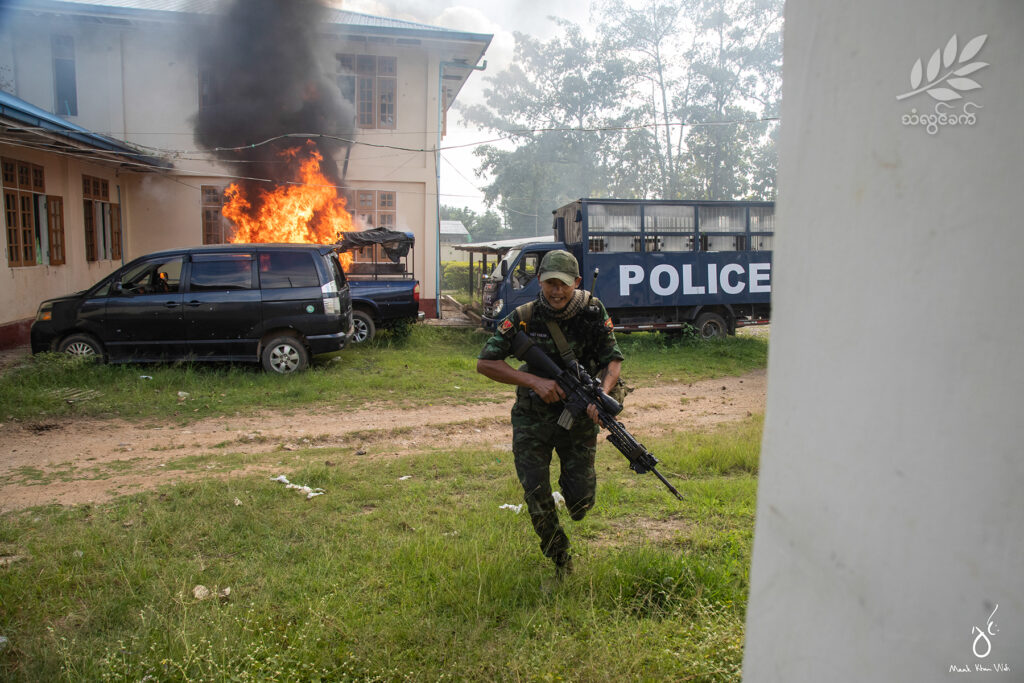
[532,377,565,403]
[587,403,604,426]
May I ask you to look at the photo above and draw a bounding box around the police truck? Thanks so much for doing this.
[481,198,773,338]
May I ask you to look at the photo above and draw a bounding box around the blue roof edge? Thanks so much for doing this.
[0,90,169,169]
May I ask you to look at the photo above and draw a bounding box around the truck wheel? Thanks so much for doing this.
[58,333,105,362]
[351,310,375,343]
[261,334,309,374]
[694,312,728,340]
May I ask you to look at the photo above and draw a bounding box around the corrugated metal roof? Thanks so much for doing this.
[440,220,469,236]
[0,90,167,168]
[453,236,556,255]
[33,0,491,41]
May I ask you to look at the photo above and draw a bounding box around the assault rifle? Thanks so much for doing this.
[510,329,683,501]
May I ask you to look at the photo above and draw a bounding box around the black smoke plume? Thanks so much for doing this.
[193,0,355,191]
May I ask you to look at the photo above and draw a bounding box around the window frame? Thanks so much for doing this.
[2,157,62,267]
[82,174,121,262]
[337,53,398,130]
[52,35,78,117]
[201,185,231,244]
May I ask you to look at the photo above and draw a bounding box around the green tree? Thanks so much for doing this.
[676,0,783,199]
[596,0,687,198]
[460,21,627,234]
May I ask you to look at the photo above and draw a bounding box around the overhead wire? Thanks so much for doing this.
[4,115,780,160]
[1,113,779,206]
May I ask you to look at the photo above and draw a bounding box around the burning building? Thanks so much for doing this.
[0,0,491,343]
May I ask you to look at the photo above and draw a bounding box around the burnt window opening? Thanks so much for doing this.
[52,35,77,116]
[336,54,397,130]
[201,185,231,244]
[198,66,221,110]
[351,188,397,262]
[2,157,65,267]
[82,174,121,262]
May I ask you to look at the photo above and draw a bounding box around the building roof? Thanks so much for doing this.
[0,90,169,170]
[453,235,555,256]
[440,220,470,237]
[15,0,492,44]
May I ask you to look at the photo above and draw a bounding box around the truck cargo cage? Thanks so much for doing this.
[335,227,415,280]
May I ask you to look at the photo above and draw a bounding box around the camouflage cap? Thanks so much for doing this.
[538,250,580,286]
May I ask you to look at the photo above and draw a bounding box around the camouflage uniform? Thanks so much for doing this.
[478,294,624,567]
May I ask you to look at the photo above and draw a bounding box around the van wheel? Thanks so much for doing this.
[261,335,309,374]
[351,311,375,343]
[58,334,105,361]
[694,312,728,340]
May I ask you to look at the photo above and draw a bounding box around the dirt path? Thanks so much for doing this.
[0,369,765,512]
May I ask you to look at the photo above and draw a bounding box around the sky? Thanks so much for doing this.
[342,0,594,215]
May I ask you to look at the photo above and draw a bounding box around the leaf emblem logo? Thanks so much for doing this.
[897,34,988,102]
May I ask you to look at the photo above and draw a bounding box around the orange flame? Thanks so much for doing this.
[224,141,354,269]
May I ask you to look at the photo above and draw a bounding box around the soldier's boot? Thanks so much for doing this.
[553,552,574,578]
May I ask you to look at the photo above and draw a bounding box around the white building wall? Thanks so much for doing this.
[743,1,1024,680]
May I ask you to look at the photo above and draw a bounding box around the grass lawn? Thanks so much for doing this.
[0,327,767,422]
[0,327,767,681]
[0,418,761,681]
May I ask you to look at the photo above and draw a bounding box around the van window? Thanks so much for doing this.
[190,254,254,291]
[512,253,540,290]
[258,251,319,288]
[115,256,184,295]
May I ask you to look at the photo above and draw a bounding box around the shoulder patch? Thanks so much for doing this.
[604,317,614,330]
[499,318,514,336]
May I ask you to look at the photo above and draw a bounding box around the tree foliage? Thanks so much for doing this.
[459,21,627,235]
[459,0,783,222]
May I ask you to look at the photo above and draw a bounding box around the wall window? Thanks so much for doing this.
[201,185,231,244]
[52,35,78,116]
[83,174,121,262]
[352,189,396,262]
[2,157,65,267]
[337,54,397,129]
[198,66,220,110]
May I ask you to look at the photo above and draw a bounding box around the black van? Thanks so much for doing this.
[30,244,353,374]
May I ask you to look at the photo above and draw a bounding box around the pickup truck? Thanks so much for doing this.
[338,228,422,342]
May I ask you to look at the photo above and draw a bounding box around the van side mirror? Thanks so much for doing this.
[500,261,508,278]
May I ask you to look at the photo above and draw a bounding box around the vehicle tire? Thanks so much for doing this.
[694,312,728,340]
[351,310,376,343]
[57,333,105,361]
[261,334,309,374]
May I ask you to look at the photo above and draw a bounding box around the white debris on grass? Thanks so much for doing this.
[271,475,326,500]
[500,492,563,515]
[398,475,412,481]
[192,585,231,602]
